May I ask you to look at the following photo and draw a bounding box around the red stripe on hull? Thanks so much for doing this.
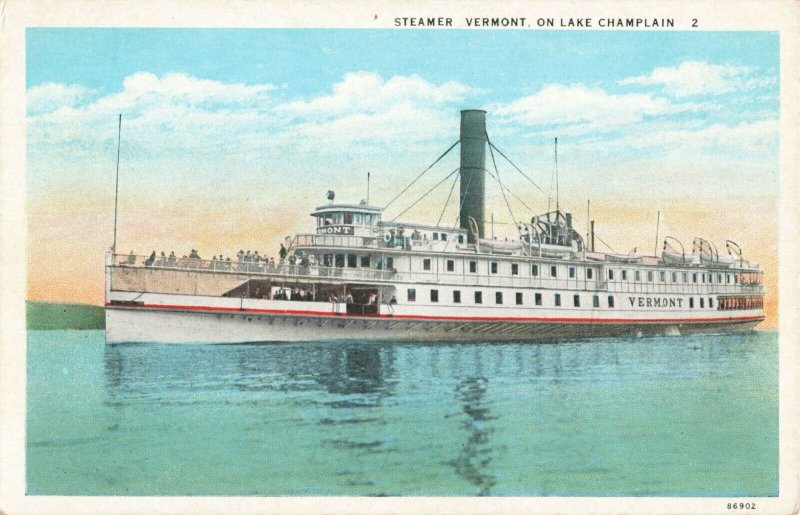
[106,302,764,325]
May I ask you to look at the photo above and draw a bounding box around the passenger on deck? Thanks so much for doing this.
[158,251,166,266]
[144,251,156,266]
[168,251,176,267]
[279,243,287,261]
[290,289,301,301]
[304,291,314,301]
[237,250,244,262]
[128,251,136,265]
[345,292,354,304]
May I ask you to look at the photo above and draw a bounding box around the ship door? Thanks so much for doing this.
[345,285,380,316]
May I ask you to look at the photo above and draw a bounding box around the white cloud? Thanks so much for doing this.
[279,71,475,116]
[492,83,696,135]
[27,83,96,114]
[619,61,775,97]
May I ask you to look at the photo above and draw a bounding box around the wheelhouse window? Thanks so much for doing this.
[430,289,439,303]
[511,263,519,275]
[495,292,503,304]
[343,212,353,224]
[453,290,461,303]
[407,289,416,302]
[534,293,542,306]
[446,260,454,272]
[354,213,362,224]
[516,292,523,305]
[474,291,483,304]
[469,261,477,273]
[423,258,431,271]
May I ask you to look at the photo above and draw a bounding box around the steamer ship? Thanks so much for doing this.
[105,110,765,344]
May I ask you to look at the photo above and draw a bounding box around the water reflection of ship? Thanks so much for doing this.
[448,376,498,495]
[103,343,395,403]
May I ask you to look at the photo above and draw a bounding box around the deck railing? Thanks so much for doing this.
[110,253,764,295]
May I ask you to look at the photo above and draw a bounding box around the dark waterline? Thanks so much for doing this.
[27,330,778,496]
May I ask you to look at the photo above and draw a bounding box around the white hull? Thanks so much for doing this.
[105,304,763,344]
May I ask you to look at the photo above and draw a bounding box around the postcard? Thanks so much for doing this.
[1,0,798,513]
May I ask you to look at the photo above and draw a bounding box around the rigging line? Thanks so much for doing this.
[488,142,545,194]
[383,139,459,210]
[485,168,534,213]
[436,168,460,226]
[592,232,616,253]
[486,133,517,226]
[443,170,475,253]
[391,167,460,222]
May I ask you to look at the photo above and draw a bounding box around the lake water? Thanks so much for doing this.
[27,330,778,496]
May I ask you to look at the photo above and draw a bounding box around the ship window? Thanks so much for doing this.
[709,297,713,308]
[354,213,362,224]
[323,254,333,267]
[469,261,477,273]
[347,254,357,268]
[423,258,431,271]
[407,289,416,302]
[491,262,498,274]
[495,292,503,304]
[474,291,483,304]
[431,289,439,303]
[363,214,371,225]
[587,268,594,279]
[689,297,694,308]
[718,273,722,283]
[608,269,614,280]
[701,274,705,283]
[593,295,600,308]
[532,264,539,276]
[622,270,628,281]
[647,271,653,282]
[569,267,576,278]
[446,260,454,272]
[511,263,519,275]
[608,295,615,308]
[683,272,688,283]
[458,235,464,244]
[360,256,371,268]
[386,257,394,269]
[441,233,448,241]
[433,232,439,241]
[700,297,705,308]
[335,254,345,268]
[333,213,342,224]
[734,274,738,284]
[573,294,580,307]
[453,290,461,303]
[554,293,561,306]
[726,274,731,284]
[344,212,353,224]
[550,265,558,278]
[635,270,641,281]
[692,273,697,283]
[672,272,677,283]
[516,292,523,305]
[708,273,713,283]
[535,293,542,306]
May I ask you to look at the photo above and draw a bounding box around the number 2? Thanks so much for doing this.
[692,19,698,27]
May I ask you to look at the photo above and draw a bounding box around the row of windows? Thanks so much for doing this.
[406,288,738,311]
[421,259,745,287]
[407,288,616,308]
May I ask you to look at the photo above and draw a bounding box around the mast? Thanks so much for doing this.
[555,137,559,213]
[654,210,660,256]
[112,113,122,253]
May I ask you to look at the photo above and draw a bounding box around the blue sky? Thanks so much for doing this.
[26,28,779,228]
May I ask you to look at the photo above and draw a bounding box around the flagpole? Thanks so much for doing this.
[112,114,122,253]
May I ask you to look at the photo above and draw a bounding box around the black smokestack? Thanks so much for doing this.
[459,109,487,242]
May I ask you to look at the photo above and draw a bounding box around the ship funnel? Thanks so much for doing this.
[459,109,487,242]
